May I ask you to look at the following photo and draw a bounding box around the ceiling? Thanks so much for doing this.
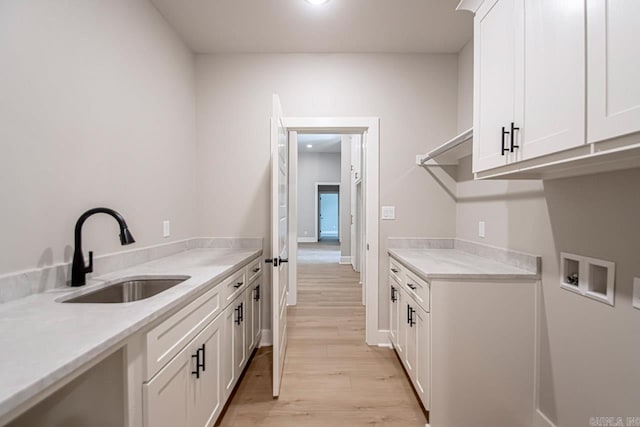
[298,134,342,153]
[151,0,473,54]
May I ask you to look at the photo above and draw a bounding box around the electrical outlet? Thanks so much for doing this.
[163,220,170,238]
[633,278,640,310]
[478,221,486,238]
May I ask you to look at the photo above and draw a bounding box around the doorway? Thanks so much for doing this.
[282,117,380,346]
[317,184,339,241]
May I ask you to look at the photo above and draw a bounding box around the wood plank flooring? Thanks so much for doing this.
[217,242,427,427]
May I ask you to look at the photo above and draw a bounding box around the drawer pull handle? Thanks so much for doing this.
[391,268,399,273]
[234,282,243,288]
[407,283,417,290]
[252,267,260,273]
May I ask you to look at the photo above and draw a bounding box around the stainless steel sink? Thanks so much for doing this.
[61,276,190,303]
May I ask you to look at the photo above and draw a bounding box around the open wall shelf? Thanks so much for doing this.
[416,128,473,166]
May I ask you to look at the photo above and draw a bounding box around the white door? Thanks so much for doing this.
[516,0,585,161]
[251,281,262,349]
[192,314,224,427]
[414,306,431,410]
[222,303,236,401]
[143,345,191,427]
[405,301,417,376]
[233,296,246,373]
[473,0,517,173]
[587,0,640,143]
[244,286,254,355]
[389,282,399,346]
[270,94,289,397]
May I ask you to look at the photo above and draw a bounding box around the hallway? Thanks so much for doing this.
[217,243,427,426]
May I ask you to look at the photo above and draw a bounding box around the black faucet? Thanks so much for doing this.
[71,207,136,286]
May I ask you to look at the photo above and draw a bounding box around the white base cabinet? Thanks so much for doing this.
[388,267,431,411]
[388,253,537,426]
[143,258,262,427]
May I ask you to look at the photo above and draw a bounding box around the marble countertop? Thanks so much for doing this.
[388,248,539,281]
[0,248,261,423]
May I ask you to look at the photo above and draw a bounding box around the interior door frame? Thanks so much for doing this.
[284,117,381,346]
[315,182,341,242]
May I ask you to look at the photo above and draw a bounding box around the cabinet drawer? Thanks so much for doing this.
[246,258,263,283]
[389,258,404,284]
[405,271,430,312]
[222,269,246,305]
[146,283,222,380]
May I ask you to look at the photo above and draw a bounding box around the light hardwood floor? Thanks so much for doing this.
[217,242,428,426]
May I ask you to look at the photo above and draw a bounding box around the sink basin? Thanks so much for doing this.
[62,276,190,303]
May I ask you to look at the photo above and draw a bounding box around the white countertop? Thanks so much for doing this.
[0,248,261,422]
[388,248,539,281]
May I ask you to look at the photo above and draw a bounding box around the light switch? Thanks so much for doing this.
[381,206,396,220]
[163,220,171,238]
[633,278,640,310]
[478,221,486,238]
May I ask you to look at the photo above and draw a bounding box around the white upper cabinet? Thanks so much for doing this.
[473,0,517,172]
[517,0,585,160]
[587,0,640,143]
[474,0,586,173]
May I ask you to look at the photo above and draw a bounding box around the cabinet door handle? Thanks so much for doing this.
[254,285,261,301]
[390,286,397,302]
[501,126,510,156]
[199,344,205,372]
[409,306,415,327]
[240,302,244,323]
[407,283,417,291]
[407,304,411,325]
[235,305,241,325]
[510,122,520,152]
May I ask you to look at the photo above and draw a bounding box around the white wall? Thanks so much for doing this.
[196,54,459,330]
[0,0,197,275]
[297,152,341,240]
[455,41,640,427]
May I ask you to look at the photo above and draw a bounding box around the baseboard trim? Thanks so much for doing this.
[339,256,352,264]
[297,237,317,243]
[534,409,557,427]
[259,329,273,347]
[371,329,391,347]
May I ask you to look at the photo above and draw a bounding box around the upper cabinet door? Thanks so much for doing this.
[473,0,518,173]
[587,0,640,143]
[517,0,586,160]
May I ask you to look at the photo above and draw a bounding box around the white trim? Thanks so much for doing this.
[314,181,341,242]
[456,0,484,14]
[287,131,298,306]
[259,329,273,347]
[297,237,316,243]
[339,256,352,265]
[282,116,380,346]
[534,409,557,427]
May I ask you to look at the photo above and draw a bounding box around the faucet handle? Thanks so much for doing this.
[86,251,94,274]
